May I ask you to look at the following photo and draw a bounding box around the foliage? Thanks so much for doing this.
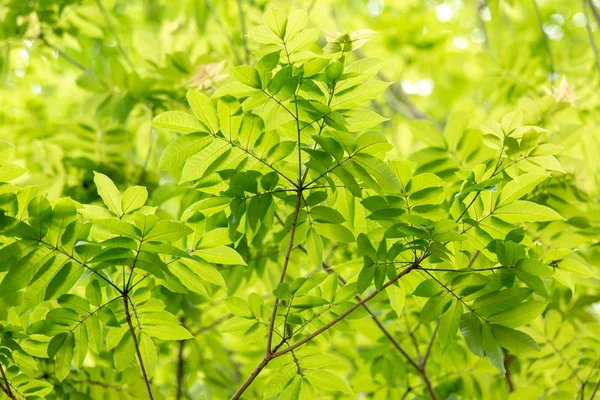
[1,1,600,400]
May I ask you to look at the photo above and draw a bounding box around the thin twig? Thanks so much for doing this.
[40,36,92,74]
[582,0,600,74]
[204,0,243,64]
[236,0,249,63]
[123,294,154,400]
[531,0,556,78]
[95,0,135,70]
[266,190,302,355]
[0,363,16,400]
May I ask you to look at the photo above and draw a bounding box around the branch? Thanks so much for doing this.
[204,0,243,64]
[273,264,418,357]
[582,0,600,75]
[266,190,303,355]
[40,35,91,74]
[236,0,249,63]
[531,0,556,78]
[0,363,16,400]
[123,294,154,400]
[176,336,185,400]
[95,0,135,70]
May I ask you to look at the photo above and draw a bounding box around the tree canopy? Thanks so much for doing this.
[0,1,600,399]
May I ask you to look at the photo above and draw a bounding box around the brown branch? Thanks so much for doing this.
[504,352,515,392]
[0,363,16,400]
[40,35,91,74]
[176,338,185,400]
[123,294,154,400]
[266,190,303,355]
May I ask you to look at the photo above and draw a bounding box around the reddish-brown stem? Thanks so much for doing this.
[0,363,16,400]
[123,294,154,400]
[230,356,270,400]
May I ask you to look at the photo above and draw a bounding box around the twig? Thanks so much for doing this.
[504,353,515,392]
[176,337,185,400]
[0,363,16,400]
[204,0,243,64]
[123,294,154,400]
[582,0,600,74]
[236,0,249,63]
[95,0,135,70]
[531,0,556,78]
[40,35,92,74]
[266,190,302,355]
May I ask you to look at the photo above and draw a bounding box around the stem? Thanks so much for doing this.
[204,0,243,64]
[95,0,135,70]
[0,363,16,400]
[266,190,303,355]
[532,0,556,78]
[273,264,418,358]
[176,339,185,400]
[230,357,270,400]
[582,0,600,74]
[40,36,91,74]
[477,0,490,49]
[504,353,515,392]
[236,0,249,63]
[591,378,600,400]
[123,294,154,400]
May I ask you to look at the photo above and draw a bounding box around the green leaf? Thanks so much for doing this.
[152,111,207,133]
[158,132,213,170]
[233,66,262,89]
[498,173,547,206]
[491,324,539,355]
[186,90,219,133]
[303,369,353,394]
[139,333,157,378]
[194,246,246,265]
[305,228,324,269]
[494,201,563,222]
[313,223,355,243]
[387,284,405,317]
[438,300,463,351]
[488,301,547,328]
[263,7,287,38]
[54,333,74,382]
[331,81,391,110]
[94,172,123,216]
[482,323,505,374]
[145,221,193,242]
[224,297,253,318]
[121,186,148,214]
[179,258,226,287]
[460,312,484,357]
[144,324,194,341]
[29,195,53,239]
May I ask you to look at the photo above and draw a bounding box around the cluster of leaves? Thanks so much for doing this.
[1,1,600,400]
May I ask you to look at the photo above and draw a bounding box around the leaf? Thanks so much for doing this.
[152,111,207,133]
[224,297,253,318]
[482,323,505,374]
[29,195,53,239]
[303,369,353,394]
[139,333,157,378]
[180,140,231,183]
[144,324,194,340]
[0,163,26,182]
[494,201,563,222]
[558,258,593,277]
[313,223,355,243]
[305,228,323,269]
[491,325,539,355]
[94,172,123,216]
[498,173,547,206]
[114,334,135,371]
[194,246,246,265]
[331,81,391,109]
[501,111,522,135]
[438,300,463,351]
[158,132,213,170]
[54,333,74,382]
[179,258,226,287]
[488,301,547,328]
[387,284,405,318]
[145,221,193,243]
[121,186,148,214]
[353,153,401,193]
[263,7,287,38]
[460,312,484,357]
[233,66,262,89]
[186,90,219,133]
